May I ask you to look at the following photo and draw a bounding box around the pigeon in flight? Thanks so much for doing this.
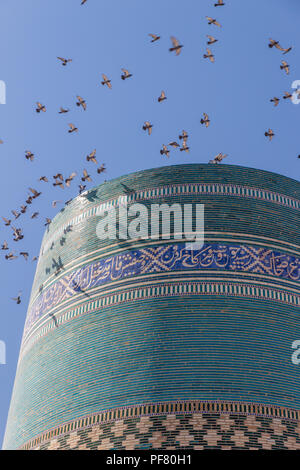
[76,96,86,110]
[142,121,153,135]
[207,35,218,45]
[158,91,167,102]
[121,69,133,80]
[270,97,280,107]
[209,153,227,164]
[280,61,290,75]
[204,48,215,62]
[200,113,210,127]
[86,149,98,164]
[160,145,170,157]
[265,129,275,141]
[169,37,183,55]
[68,123,78,133]
[57,57,72,66]
[206,17,221,27]
[149,33,160,43]
[36,102,46,113]
[101,74,112,88]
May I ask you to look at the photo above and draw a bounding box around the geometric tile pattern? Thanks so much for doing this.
[28,412,300,450]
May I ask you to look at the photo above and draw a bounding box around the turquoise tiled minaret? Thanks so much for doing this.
[3,164,300,450]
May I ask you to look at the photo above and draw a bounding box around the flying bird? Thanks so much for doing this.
[81,169,92,182]
[68,123,78,133]
[25,151,34,161]
[53,179,64,189]
[158,91,167,102]
[101,74,112,88]
[160,145,170,157]
[79,184,86,194]
[265,129,275,141]
[169,142,180,148]
[58,107,69,114]
[81,0,88,4]
[39,176,48,182]
[5,252,17,260]
[52,201,62,208]
[179,130,188,141]
[121,69,132,80]
[169,36,183,55]
[12,293,21,304]
[45,218,52,227]
[142,121,153,135]
[11,210,20,219]
[180,141,190,153]
[20,252,29,261]
[200,113,210,127]
[20,205,27,214]
[268,39,292,54]
[97,164,106,174]
[26,196,33,205]
[29,187,41,198]
[207,35,218,45]
[206,17,221,27]
[65,172,77,187]
[31,212,39,219]
[149,33,160,43]
[57,57,72,66]
[1,241,8,250]
[280,61,290,74]
[76,96,86,110]
[2,217,11,226]
[204,48,215,62]
[36,102,46,113]
[210,153,227,164]
[215,0,225,5]
[283,91,293,100]
[270,97,280,107]
[86,149,97,163]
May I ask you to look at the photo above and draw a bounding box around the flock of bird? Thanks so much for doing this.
[1,0,298,305]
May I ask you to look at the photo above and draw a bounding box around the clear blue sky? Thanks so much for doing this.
[0,0,299,446]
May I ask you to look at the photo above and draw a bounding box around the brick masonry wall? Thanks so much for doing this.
[3,164,300,450]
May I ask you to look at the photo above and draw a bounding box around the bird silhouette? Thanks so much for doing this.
[158,91,167,102]
[265,129,275,141]
[160,145,170,157]
[76,96,86,110]
[280,61,290,74]
[121,69,132,80]
[270,97,280,107]
[204,48,215,62]
[57,57,72,66]
[200,113,210,127]
[101,74,112,88]
[149,33,160,43]
[142,121,153,135]
[206,17,221,27]
[36,102,46,113]
[169,37,183,55]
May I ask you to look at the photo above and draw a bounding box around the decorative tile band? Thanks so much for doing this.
[25,242,300,335]
[19,400,300,450]
[21,279,300,354]
[41,182,300,255]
